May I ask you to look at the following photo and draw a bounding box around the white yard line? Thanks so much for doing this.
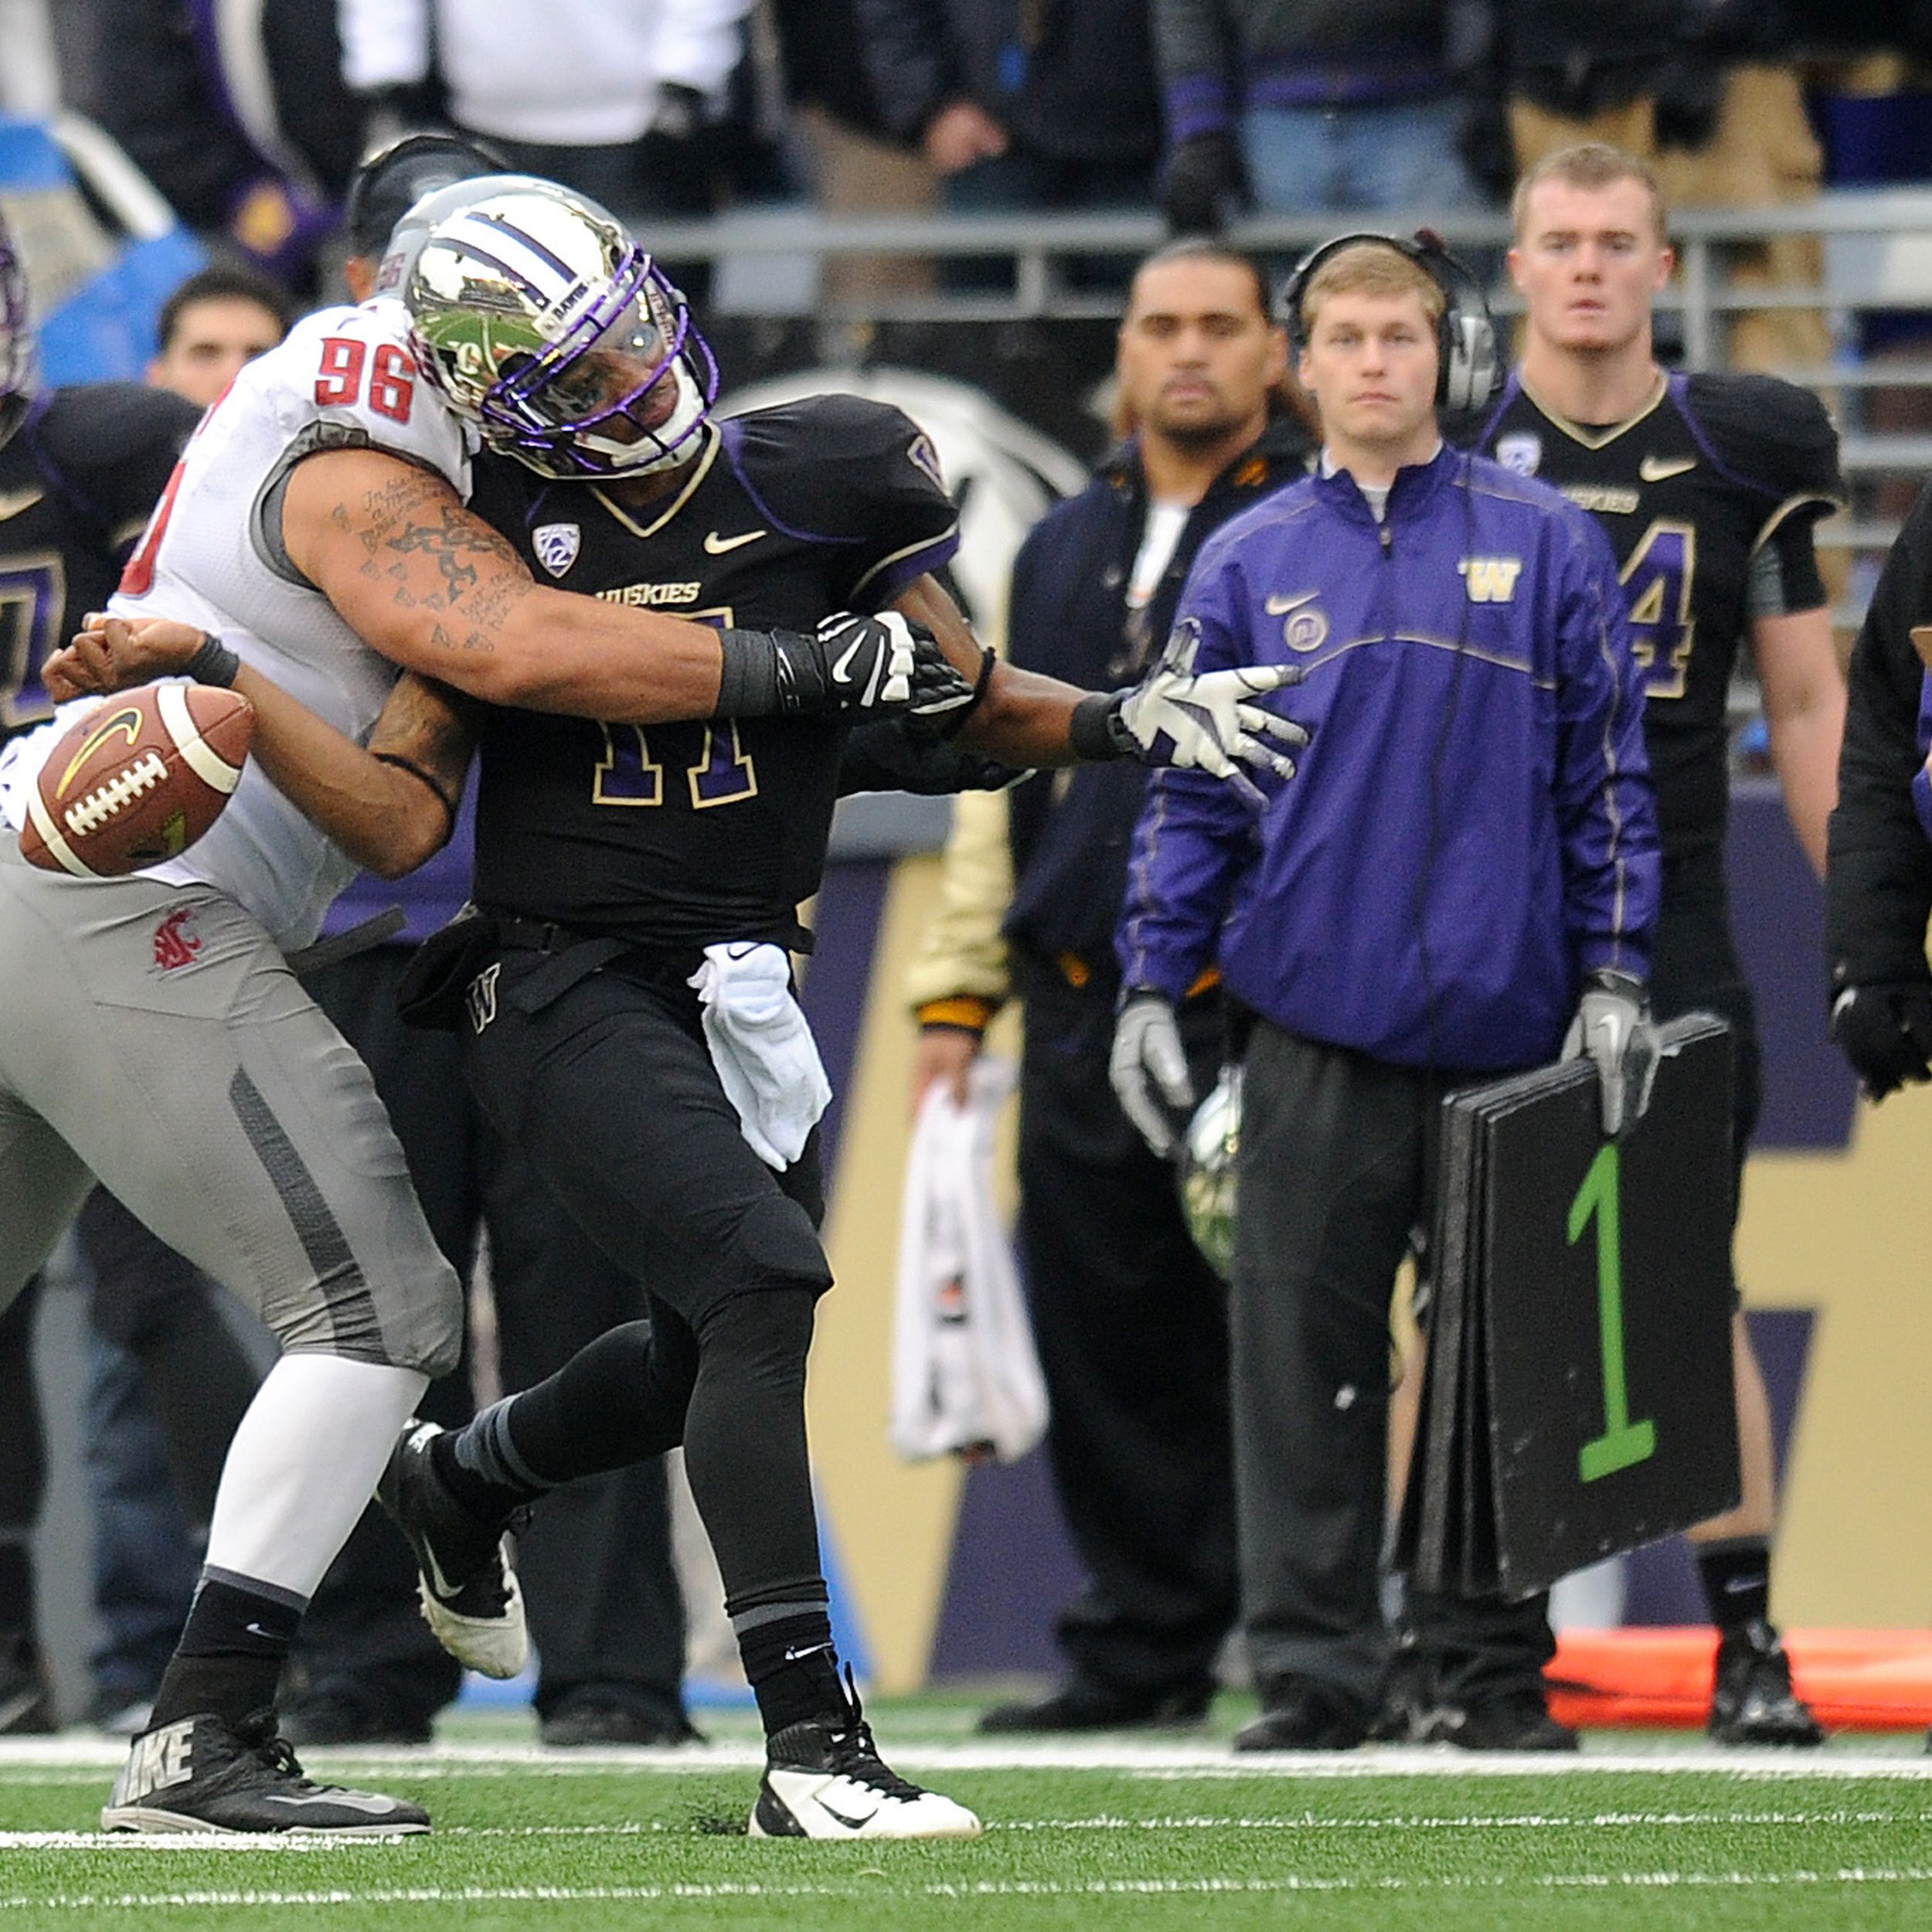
[0,1806,1926,1851]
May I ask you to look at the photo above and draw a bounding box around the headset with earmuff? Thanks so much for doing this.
[1277,229,1502,415]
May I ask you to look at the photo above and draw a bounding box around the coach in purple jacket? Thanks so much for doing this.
[1111,235,1661,1753]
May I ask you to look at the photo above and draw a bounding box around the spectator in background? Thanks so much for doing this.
[147,266,296,409]
[1111,236,1658,1751]
[852,0,1161,250]
[67,0,352,291]
[774,0,940,300]
[1153,0,1486,234]
[337,0,758,234]
[907,240,1314,1734]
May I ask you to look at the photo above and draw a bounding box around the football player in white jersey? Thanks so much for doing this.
[40,172,1308,1839]
[0,141,973,1836]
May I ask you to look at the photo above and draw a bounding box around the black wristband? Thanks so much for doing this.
[185,631,241,687]
[1070,691,1124,761]
[716,628,831,718]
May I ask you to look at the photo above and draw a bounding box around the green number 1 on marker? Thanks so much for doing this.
[1566,1142,1656,1483]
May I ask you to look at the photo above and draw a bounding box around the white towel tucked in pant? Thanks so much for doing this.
[686,941,832,1170]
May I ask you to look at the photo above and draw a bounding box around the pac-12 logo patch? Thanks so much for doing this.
[1495,433,1542,477]
[532,523,581,578]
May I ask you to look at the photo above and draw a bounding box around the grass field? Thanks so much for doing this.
[4,1704,1931,1932]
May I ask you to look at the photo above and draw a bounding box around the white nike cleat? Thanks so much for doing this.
[376,1419,529,1679]
[102,1709,429,1835]
[750,1679,980,1841]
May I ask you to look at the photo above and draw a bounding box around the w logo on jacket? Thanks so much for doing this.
[1460,556,1524,603]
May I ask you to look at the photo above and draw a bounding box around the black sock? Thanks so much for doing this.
[148,1576,304,1730]
[738,1610,843,1737]
[1696,1537,1771,1634]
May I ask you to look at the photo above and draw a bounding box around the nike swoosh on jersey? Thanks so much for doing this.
[1264,591,1318,616]
[0,487,44,520]
[263,1790,407,1815]
[1638,455,1696,482]
[704,528,767,555]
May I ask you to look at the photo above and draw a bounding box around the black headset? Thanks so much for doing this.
[1277,229,1502,415]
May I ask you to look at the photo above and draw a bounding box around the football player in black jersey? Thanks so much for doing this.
[1447,142,1845,1747]
[60,177,1305,1837]
[0,219,265,1734]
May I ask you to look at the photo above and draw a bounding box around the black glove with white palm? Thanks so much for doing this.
[1071,619,1309,809]
[1561,968,1662,1138]
[716,611,975,720]
[1110,992,1197,1158]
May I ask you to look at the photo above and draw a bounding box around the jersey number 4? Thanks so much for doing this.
[1621,519,1697,702]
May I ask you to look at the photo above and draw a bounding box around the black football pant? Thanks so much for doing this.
[298,947,685,1723]
[461,943,832,1627]
[1238,1023,1552,1716]
[1012,959,1236,1704]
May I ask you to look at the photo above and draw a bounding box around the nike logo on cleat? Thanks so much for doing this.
[703,529,766,555]
[817,1798,879,1830]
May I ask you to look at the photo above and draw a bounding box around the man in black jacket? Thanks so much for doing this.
[1827,479,1932,1107]
[908,240,1315,1732]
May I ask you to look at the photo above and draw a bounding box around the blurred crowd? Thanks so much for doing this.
[2,2,1930,309]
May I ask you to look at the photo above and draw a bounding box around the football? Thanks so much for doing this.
[18,682,253,878]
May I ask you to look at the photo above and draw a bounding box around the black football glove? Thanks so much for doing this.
[716,613,974,719]
[1159,132,1249,235]
[1829,981,1932,1100]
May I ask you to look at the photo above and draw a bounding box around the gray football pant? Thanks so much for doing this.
[0,847,459,1376]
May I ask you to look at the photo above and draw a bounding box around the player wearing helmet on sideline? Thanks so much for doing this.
[54,174,1310,1838]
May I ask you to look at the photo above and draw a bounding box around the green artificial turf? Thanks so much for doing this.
[2,1709,1929,1932]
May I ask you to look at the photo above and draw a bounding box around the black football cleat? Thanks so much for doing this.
[751,1676,979,1840]
[0,1638,56,1736]
[1234,1680,1369,1751]
[977,1681,1212,1734]
[376,1419,528,1679]
[1423,1693,1580,1753]
[1707,1621,1825,1747]
[101,1709,429,1835]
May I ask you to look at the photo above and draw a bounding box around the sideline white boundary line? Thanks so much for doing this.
[5,1868,1932,1909]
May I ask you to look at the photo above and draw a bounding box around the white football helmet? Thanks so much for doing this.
[405,181,719,480]
[1179,1064,1242,1281]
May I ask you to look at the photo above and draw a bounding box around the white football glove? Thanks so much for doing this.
[1112,624,1309,809]
[1110,992,1196,1157]
[1560,968,1661,1138]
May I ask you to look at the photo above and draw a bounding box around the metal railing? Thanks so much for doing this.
[652,190,1932,624]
